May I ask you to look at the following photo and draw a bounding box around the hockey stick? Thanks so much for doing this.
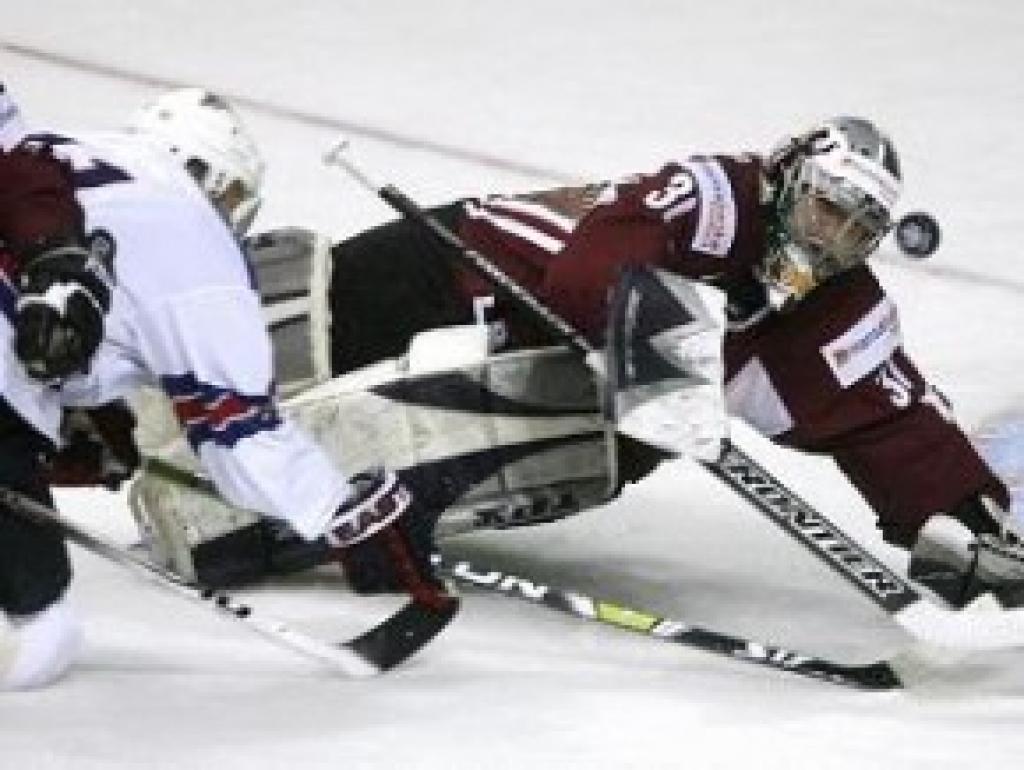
[139,456,903,686]
[0,485,455,676]
[323,142,1024,655]
[436,554,902,690]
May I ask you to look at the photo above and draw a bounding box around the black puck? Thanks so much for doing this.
[895,211,941,258]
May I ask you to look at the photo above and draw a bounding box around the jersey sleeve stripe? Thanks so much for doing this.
[464,200,566,254]
[482,196,577,233]
[162,372,282,449]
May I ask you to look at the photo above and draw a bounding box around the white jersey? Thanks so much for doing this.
[6,129,351,540]
[0,83,27,149]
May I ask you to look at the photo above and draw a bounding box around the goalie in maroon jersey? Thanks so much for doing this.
[324,116,1017,606]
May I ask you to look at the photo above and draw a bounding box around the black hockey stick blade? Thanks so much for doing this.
[437,554,902,690]
[672,625,901,690]
[345,595,460,672]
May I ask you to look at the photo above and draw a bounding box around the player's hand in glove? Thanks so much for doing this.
[14,241,111,380]
[909,489,1019,607]
[327,469,453,610]
[47,402,141,490]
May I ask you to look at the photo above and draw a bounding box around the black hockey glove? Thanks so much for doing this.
[47,402,142,490]
[14,241,111,380]
[330,469,451,608]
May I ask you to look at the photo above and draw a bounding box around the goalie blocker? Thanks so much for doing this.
[129,228,726,588]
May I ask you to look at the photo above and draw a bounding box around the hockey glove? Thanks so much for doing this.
[14,241,111,380]
[47,402,142,490]
[909,491,1020,607]
[329,469,451,609]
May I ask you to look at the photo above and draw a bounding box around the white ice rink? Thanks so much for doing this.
[2,2,1024,767]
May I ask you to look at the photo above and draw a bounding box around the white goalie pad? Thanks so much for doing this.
[127,227,335,458]
[605,266,728,461]
[291,341,616,532]
[129,331,617,581]
[248,227,335,394]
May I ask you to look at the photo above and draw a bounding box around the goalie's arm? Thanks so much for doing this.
[813,350,1010,547]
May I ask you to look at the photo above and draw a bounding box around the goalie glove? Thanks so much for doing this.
[604,265,729,460]
[14,241,111,381]
[909,491,1023,607]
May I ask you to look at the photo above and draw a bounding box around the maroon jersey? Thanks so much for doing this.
[726,266,1008,543]
[455,154,1008,544]
[458,154,766,340]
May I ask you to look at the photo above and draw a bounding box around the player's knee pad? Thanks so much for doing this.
[0,593,82,690]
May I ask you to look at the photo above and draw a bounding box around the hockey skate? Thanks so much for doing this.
[909,514,1024,608]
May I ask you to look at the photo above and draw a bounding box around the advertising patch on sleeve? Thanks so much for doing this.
[820,297,901,388]
[687,159,737,257]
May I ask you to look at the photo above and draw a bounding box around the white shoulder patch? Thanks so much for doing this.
[820,297,902,388]
[685,158,737,257]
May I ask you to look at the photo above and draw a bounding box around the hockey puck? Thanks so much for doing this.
[895,211,941,258]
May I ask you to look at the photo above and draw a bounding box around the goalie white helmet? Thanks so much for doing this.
[762,116,903,308]
[126,87,265,235]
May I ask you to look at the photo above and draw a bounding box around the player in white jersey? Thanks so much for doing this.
[0,84,27,150]
[1,82,112,690]
[0,87,453,689]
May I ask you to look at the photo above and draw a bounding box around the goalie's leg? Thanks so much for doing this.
[328,202,471,375]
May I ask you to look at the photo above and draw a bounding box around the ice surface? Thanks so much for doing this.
[2,2,1024,767]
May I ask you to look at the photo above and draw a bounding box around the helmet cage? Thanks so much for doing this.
[762,117,902,308]
[782,157,893,276]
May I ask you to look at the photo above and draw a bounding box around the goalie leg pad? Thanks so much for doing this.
[130,468,264,585]
[130,459,333,588]
[130,343,617,586]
